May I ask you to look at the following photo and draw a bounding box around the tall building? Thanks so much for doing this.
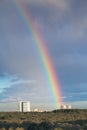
[19,101,30,112]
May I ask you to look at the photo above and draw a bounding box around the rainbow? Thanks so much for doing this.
[13,0,63,109]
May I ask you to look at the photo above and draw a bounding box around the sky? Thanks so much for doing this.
[0,0,87,111]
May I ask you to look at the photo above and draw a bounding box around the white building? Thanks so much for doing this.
[61,104,72,110]
[61,105,67,109]
[19,101,30,112]
[34,108,43,112]
[66,104,72,109]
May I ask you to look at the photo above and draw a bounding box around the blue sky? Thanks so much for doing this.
[0,0,87,111]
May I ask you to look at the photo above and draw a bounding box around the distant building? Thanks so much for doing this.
[19,101,30,112]
[61,104,72,110]
[61,105,67,109]
[66,104,72,109]
[34,108,43,112]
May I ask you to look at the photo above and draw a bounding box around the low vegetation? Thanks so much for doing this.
[0,109,87,129]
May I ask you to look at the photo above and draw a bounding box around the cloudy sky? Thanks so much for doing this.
[0,0,87,111]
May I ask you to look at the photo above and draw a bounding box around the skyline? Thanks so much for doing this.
[0,0,87,110]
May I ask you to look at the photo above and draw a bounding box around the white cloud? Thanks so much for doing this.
[69,101,87,109]
[0,97,17,102]
[0,74,35,94]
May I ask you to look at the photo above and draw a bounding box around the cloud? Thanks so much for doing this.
[0,73,51,104]
[1,0,87,44]
[0,74,34,94]
[0,0,87,109]
[57,53,87,68]
[69,101,87,109]
[21,0,87,41]
[21,0,69,10]
[2,82,52,102]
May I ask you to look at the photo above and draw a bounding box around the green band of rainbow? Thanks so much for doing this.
[14,0,63,109]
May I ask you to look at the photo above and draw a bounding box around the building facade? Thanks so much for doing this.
[61,104,72,110]
[19,101,30,112]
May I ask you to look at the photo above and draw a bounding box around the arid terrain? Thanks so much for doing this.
[0,110,87,130]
